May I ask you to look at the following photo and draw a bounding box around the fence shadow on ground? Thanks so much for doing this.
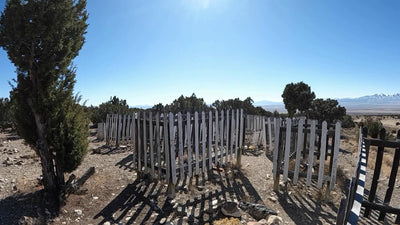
[94,158,264,225]
[0,190,47,225]
[275,179,339,225]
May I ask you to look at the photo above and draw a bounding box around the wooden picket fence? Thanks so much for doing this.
[336,128,400,225]
[102,109,245,195]
[271,118,341,191]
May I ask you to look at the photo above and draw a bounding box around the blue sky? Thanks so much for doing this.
[1,0,399,107]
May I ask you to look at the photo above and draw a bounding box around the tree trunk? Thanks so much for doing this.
[28,98,60,206]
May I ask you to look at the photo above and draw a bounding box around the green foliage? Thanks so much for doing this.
[308,98,346,124]
[282,82,315,117]
[212,97,272,116]
[342,115,355,128]
[361,118,383,138]
[90,96,139,124]
[0,97,13,129]
[0,0,89,197]
[152,93,210,113]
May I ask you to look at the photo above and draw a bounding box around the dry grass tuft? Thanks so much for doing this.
[213,217,241,225]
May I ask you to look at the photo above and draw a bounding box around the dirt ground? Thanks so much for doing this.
[0,115,399,225]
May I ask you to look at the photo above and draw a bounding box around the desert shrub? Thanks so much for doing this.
[363,118,383,138]
[342,115,355,128]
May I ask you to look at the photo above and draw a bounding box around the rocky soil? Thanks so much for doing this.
[1,118,400,225]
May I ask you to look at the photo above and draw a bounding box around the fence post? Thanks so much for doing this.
[273,118,281,191]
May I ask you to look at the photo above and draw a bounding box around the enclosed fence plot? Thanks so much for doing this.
[271,118,342,192]
[337,128,400,225]
[102,110,245,189]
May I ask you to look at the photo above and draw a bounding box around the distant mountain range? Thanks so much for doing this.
[255,93,400,114]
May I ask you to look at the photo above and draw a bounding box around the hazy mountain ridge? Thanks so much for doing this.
[255,93,400,114]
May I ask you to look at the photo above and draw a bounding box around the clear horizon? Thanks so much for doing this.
[1,0,399,107]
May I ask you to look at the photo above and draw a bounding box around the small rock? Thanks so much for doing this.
[212,199,218,206]
[268,196,277,203]
[266,174,271,180]
[102,222,111,225]
[74,209,83,215]
[196,185,205,191]
[221,201,241,218]
[125,216,131,221]
[267,215,283,225]
[93,196,99,200]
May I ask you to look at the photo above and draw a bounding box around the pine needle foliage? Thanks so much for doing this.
[0,0,89,203]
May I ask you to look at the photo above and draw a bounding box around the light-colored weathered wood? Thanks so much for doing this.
[330,121,341,190]
[273,118,281,191]
[306,120,317,187]
[268,117,273,151]
[283,118,292,182]
[164,113,170,183]
[239,109,244,148]
[208,111,213,169]
[122,114,126,142]
[143,111,147,173]
[195,111,200,175]
[317,121,328,188]
[235,109,239,157]
[202,112,206,172]
[230,110,234,161]
[262,116,267,149]
[137,112,141,172]
[187,112,192,177]
[293,118,304,184]
[132,113,137,170]
[215,110,219,165]
[155,112,161,178]
[149,112,155,178]
[169,112,177,184]
[225,109,230,164]
[220,110,224,165]
[178,112,184,180]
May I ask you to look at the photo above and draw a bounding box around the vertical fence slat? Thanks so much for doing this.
[156,112,161,178]
[293,118,304,184]
[208,111,213,170]
[187,112,192,177]
[283,118,292,182]
[178,112,184,181]
[273,118,281,191]
[201,111,206,173]
[143,112,147,173]
[235,109,239,157]
[306,120,316,187]
[215,110,220,165]
[149,112,155,177]
[164,113,170,183]
[169,112,177,185]
[330,121,341,190]
[132,113,137,170]
[230,110,235,161]
[262,116,267,149]
[225,109,230,164]
[268,117,273,150]
[317,121,328,188]
[195,112,200,175]
[239,109,244,148]
[137,112,141,172]
[220,110,224,165]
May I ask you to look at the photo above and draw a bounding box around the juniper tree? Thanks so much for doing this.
[0,0,89,207]
[282,82,315,117]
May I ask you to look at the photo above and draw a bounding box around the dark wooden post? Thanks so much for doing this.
[364,128,386,218]
[378,130,400,220]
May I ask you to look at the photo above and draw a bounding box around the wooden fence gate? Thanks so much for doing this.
[271,118,342,192]
[336,128,400,224]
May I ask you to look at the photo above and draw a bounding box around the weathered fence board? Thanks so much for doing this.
[272,118,341,191]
